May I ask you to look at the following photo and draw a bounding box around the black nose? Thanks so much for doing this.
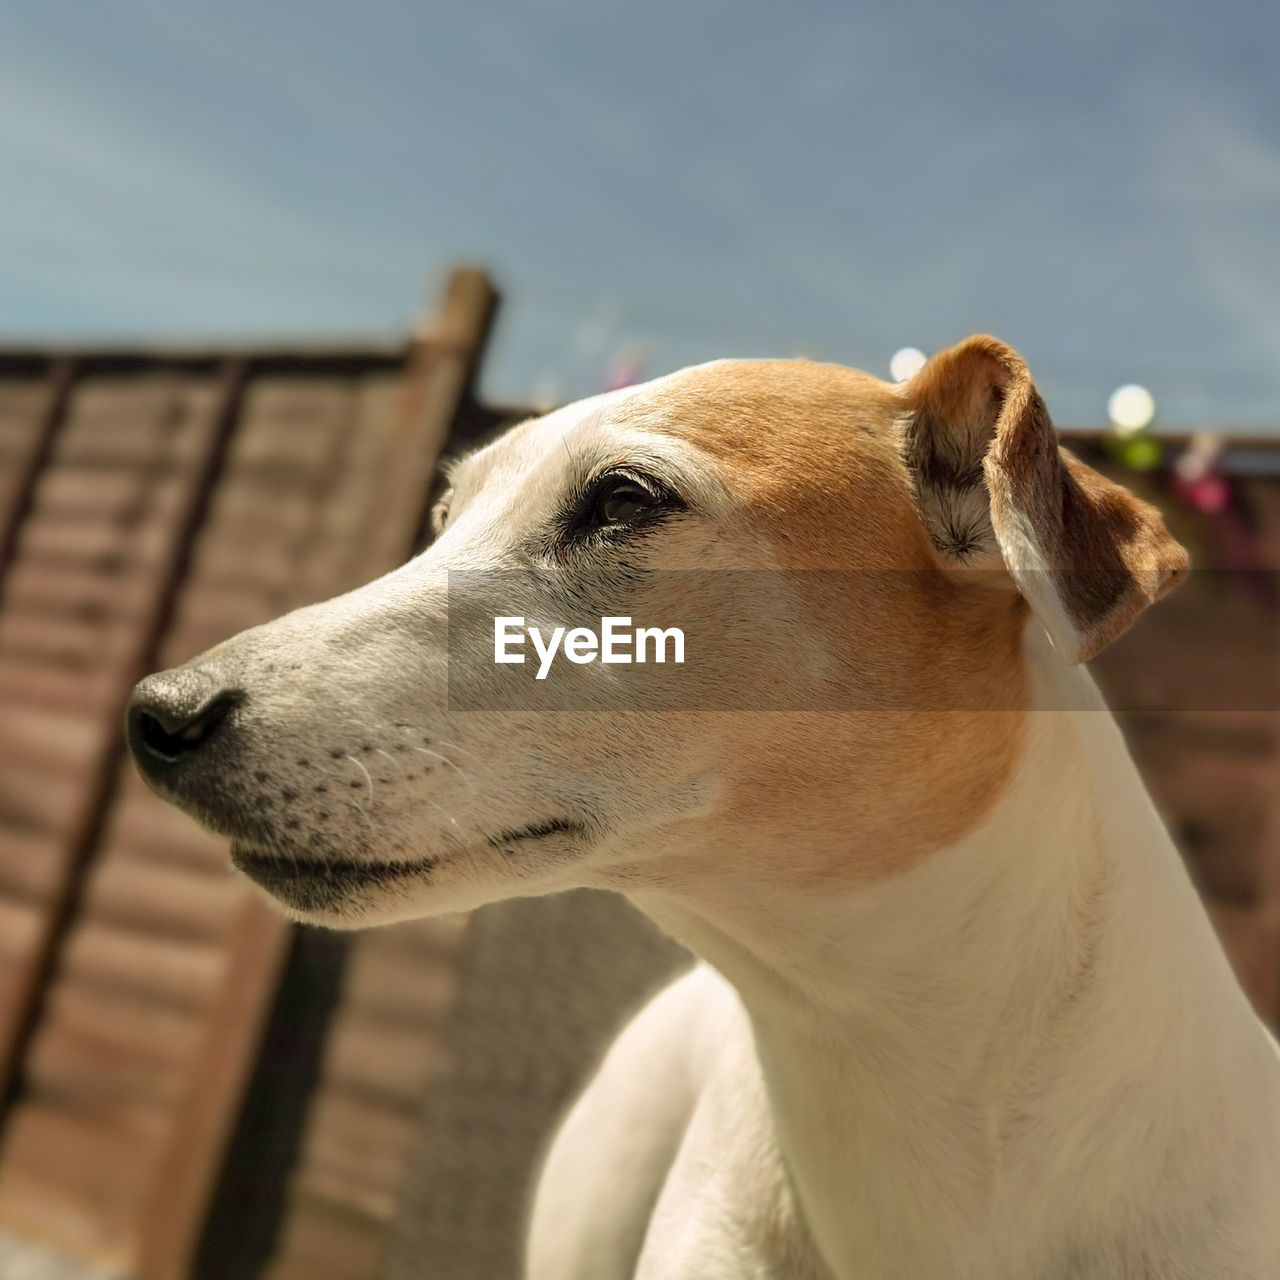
[127,668,240,780]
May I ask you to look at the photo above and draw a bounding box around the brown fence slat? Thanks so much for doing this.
[0,358,77,594]
[0,364,248,1100]
[0,269,497,1280]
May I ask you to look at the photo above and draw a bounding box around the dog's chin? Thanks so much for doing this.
[228,814,598,928]
[231,841,441,928]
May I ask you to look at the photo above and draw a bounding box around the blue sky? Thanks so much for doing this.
[1,0,1277,426]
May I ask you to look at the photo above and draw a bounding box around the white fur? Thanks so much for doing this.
[532,631,1280,1278]
[144,365,1280,1279]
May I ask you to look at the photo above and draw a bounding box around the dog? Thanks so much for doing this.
[128,337,1280,1279]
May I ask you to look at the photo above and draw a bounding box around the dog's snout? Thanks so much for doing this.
[127,668,241,779]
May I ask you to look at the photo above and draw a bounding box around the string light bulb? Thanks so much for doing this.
[890,347,927,382]
[1107,383,1156,436]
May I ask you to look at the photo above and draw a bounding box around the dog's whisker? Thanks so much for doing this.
[420,793,461,832]
[413,746,472,786]
[375,747,407,779]
[344,754,376,807]
[392,724,479,765]
[435,738,480,764]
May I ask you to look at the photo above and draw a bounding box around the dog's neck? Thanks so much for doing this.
[629,631,1263,1279]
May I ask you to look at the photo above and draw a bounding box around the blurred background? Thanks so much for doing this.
[0,2,1277,1278]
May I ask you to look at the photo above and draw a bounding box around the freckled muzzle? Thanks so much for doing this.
[124,641,453,877]
[126,657,383,911]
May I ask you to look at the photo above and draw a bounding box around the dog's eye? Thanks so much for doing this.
[557,469,684,549]
[590,477,657,527]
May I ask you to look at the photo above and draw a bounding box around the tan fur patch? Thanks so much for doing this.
[604,360,1028,888]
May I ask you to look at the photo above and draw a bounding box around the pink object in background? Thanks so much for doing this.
[604,347,648,391]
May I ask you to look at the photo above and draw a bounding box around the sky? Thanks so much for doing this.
[0,0,1278,427]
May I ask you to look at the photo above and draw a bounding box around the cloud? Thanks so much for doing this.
[0,0,1276,423]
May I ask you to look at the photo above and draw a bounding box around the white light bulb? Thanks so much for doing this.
[890,347,927,382]
[1107,384,1156,436]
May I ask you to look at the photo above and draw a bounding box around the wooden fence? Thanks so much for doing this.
[0,268,497,1278]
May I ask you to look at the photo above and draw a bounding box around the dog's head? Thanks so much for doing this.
[127,338,1186,927]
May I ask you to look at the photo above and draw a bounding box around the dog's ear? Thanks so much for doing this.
[900,335,1188,663]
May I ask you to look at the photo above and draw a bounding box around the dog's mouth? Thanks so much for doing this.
[232,844,440,911]
[231,816,592,912]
